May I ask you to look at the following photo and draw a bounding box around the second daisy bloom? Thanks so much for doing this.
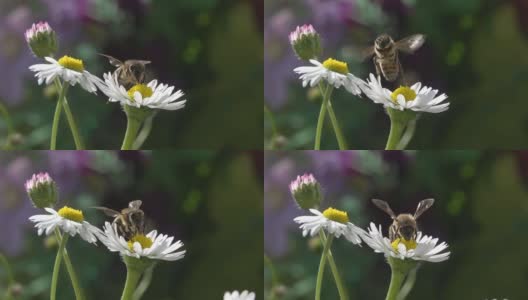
[98,72,187,111]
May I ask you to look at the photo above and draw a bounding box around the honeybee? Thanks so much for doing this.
[93,200,145,240]
[371,198,434,241]
[99,54,151,89]
[362,34,425,82]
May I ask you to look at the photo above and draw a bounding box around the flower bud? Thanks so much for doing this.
[25,172,58,208]
[289,173,322,210]
[25,21,58,58]
[289,24,322,61]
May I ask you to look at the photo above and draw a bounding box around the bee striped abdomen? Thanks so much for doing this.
[379,54,400,82]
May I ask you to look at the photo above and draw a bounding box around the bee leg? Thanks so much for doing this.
[397,60,407,86]
[373,57,382,78]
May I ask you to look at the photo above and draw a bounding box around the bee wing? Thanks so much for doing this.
[127,60,151,65]
[361,46,375,61]
[91,206,120,217]
[372,199,396,219]
[98,53,123,67]
[414,198,435,219]
[395,34,425,54]
[129,200,143,209]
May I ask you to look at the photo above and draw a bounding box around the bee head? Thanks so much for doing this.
[130,64,146,82]
[399,226,415,241]
[396,214,417,241]
[375,34,393,50]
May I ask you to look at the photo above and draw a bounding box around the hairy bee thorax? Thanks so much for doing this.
[95,200,146,241]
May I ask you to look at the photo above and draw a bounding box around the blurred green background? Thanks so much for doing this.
[264,0,528,149]
[0,150,263,299]
[0,0,263,149]
[264,150,528,299]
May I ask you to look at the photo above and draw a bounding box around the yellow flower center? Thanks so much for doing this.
[127,84,153,100]
[57,206,84,223]
[391,238,417,252]
[58,55,84,72]
[390,86,416,103]
[322,207,349,224]
[322,58,349,75]
[127,234,153,251]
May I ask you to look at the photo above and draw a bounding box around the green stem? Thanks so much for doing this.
[319,232,348,300]
[264,105,279,138]
[315,234,334,300]
[385,118,406,150]
[314,85,330,150]
[50,234,69,300]
[325,98,347,150]
[54,230,84,300]
[62,98,84,149]
[54,80,84,149]
[132,265,154,300]
[132,114,155,150]
[121,116,142,150]
[385,266,406,300]
[264,255,281,300]
[50,84,68,150]
[0,252,15,300]
[121,266,142,300]
[0,102,14,135]
[396,266,418,300]
[396,119,416,150]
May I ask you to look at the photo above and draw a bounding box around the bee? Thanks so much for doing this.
[362,34,426,82]
[371,198,434,241]
[93,200,145,240]
[99,54,151,89]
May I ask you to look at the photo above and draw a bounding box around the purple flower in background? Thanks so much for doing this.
[264,157,301,257]
[0,5,35,104]
[306,0,355,44]
[264,9,298,109]
[0,157,39,256]
[46,151,92,195]
[306,150,359,195]
[0,0,95,105]
[39,0,91,23]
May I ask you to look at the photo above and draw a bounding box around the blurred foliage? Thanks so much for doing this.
[0,0,262,149]
[0,150,263,299]
[264,0,528,149]
[264,150,528,299]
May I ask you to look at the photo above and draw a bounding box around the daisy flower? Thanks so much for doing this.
[223,290,255,300]
[293,58,363,95]
[361,73,449,113]
[293,207,364,244]
[362,223,450,262]
[29,206,101,244]
[98,222,185,261]
[29,56,102,93]
[98,72,187,111]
